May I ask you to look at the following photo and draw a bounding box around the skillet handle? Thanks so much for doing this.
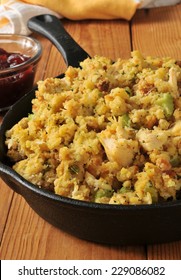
[28,14,90,67]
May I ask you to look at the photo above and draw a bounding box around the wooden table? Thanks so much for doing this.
[0,4,181,260]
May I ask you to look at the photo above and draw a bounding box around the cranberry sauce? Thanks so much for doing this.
[0,48,35,111]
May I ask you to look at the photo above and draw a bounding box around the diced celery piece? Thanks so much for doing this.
[124,86,132,96]
[119,186,131,194]
[156,93,174,118]
[122,113,131,127]
[94,189,113,199]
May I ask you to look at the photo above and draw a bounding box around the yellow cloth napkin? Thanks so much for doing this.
[1,0,180,35]
[1,0,140,21]
[13,0,181,20]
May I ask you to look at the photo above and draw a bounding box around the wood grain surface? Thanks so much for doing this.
[0,4,181,260]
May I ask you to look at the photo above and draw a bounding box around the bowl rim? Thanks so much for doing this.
[0,34,42,75]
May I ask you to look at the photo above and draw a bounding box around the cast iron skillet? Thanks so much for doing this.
[0,15,181,245]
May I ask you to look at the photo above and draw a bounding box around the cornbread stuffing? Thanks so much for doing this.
[5,50,181,205]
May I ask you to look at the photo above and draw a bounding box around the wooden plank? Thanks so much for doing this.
[64,19,132,59]
[131,4,181,260]
[0,179,14,243]
[0,20,146,260]
[131,4,181,58]
[32,35,53,82]
[147,242,181,260]
[0,194,47,259]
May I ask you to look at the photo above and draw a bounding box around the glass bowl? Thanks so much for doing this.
[0,34,42,112]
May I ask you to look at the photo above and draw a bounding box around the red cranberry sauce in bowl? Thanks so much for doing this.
[0,35,42,112]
